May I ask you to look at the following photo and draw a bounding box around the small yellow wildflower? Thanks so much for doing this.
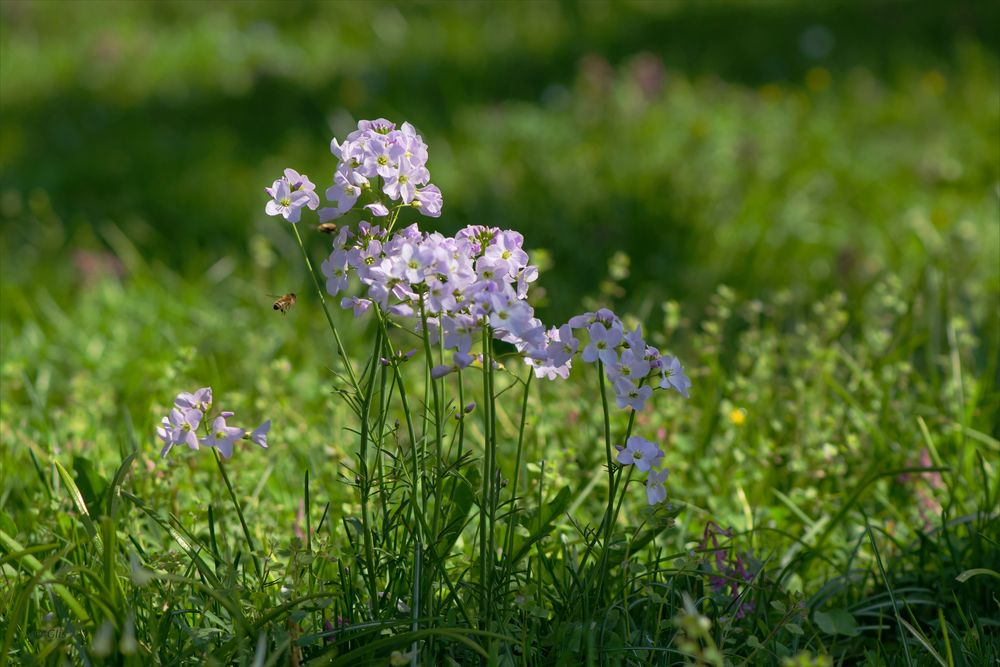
[729,408,747,426]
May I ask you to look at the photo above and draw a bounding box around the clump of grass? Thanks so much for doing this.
[2,257,995,663]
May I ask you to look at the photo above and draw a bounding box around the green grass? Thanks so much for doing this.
[1,1,998,664]
[1,234,996,664]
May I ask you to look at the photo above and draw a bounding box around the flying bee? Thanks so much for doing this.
[317,223,338,234]
[271,293,297,314]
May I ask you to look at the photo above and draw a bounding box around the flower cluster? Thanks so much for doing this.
[263,117,691,507]
[322,222,543,372]
[549,309,691,411]
[320,224,688,505]
[157,387,270,460]
[264,120,441,225]
[323,118,441,221]
[616,435,670,504]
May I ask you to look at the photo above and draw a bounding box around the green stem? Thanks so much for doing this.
[444,364,467,530]
[593,381,644,609]
[502,371,533,574]
[457,367,466,462]
[486,333,498,524]
[385,205,405,235]
[375,336,392,526]
[591,361,622,613]
[608,407,639,532]
[373,310,477,630]
[213,451,262,583]
[375,311,422,541]
[478,327,493,630]
[611,466,633,535]
[419,294,445,543]
[597,361,615,541]
[485,330,500,640]
[357,326,383,615]
[290,223,360,393]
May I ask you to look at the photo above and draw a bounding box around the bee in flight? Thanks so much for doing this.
[317,223,338,234]
[271,293,297,314]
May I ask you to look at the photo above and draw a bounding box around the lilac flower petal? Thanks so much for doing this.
[364,203,390,217]
[214,438,234,459]
[251,420,271,449]
[430,365,453,379]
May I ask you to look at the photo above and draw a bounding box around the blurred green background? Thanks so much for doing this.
[2,0,997,319]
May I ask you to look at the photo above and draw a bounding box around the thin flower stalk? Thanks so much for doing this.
[290,222,361,394]
[357,326,384,614]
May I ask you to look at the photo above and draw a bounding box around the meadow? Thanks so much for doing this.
[1,2,998,665]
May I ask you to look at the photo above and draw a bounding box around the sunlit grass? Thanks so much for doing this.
[1,236,996,662]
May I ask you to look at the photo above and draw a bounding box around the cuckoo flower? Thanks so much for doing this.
[646,469,670,505]
[157,407,203,458]
[157,387,270,460]
[175,387,212,412]
[616,435,664,472]
[582,323,623,365]
[414,185,443,217]
[201,415,246,459]
[265,170,318,223]
[249,420,271,449]
[318,119,441,220]
[660,355,692,398]
[283,169,320,208]
[322,168,367,220]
